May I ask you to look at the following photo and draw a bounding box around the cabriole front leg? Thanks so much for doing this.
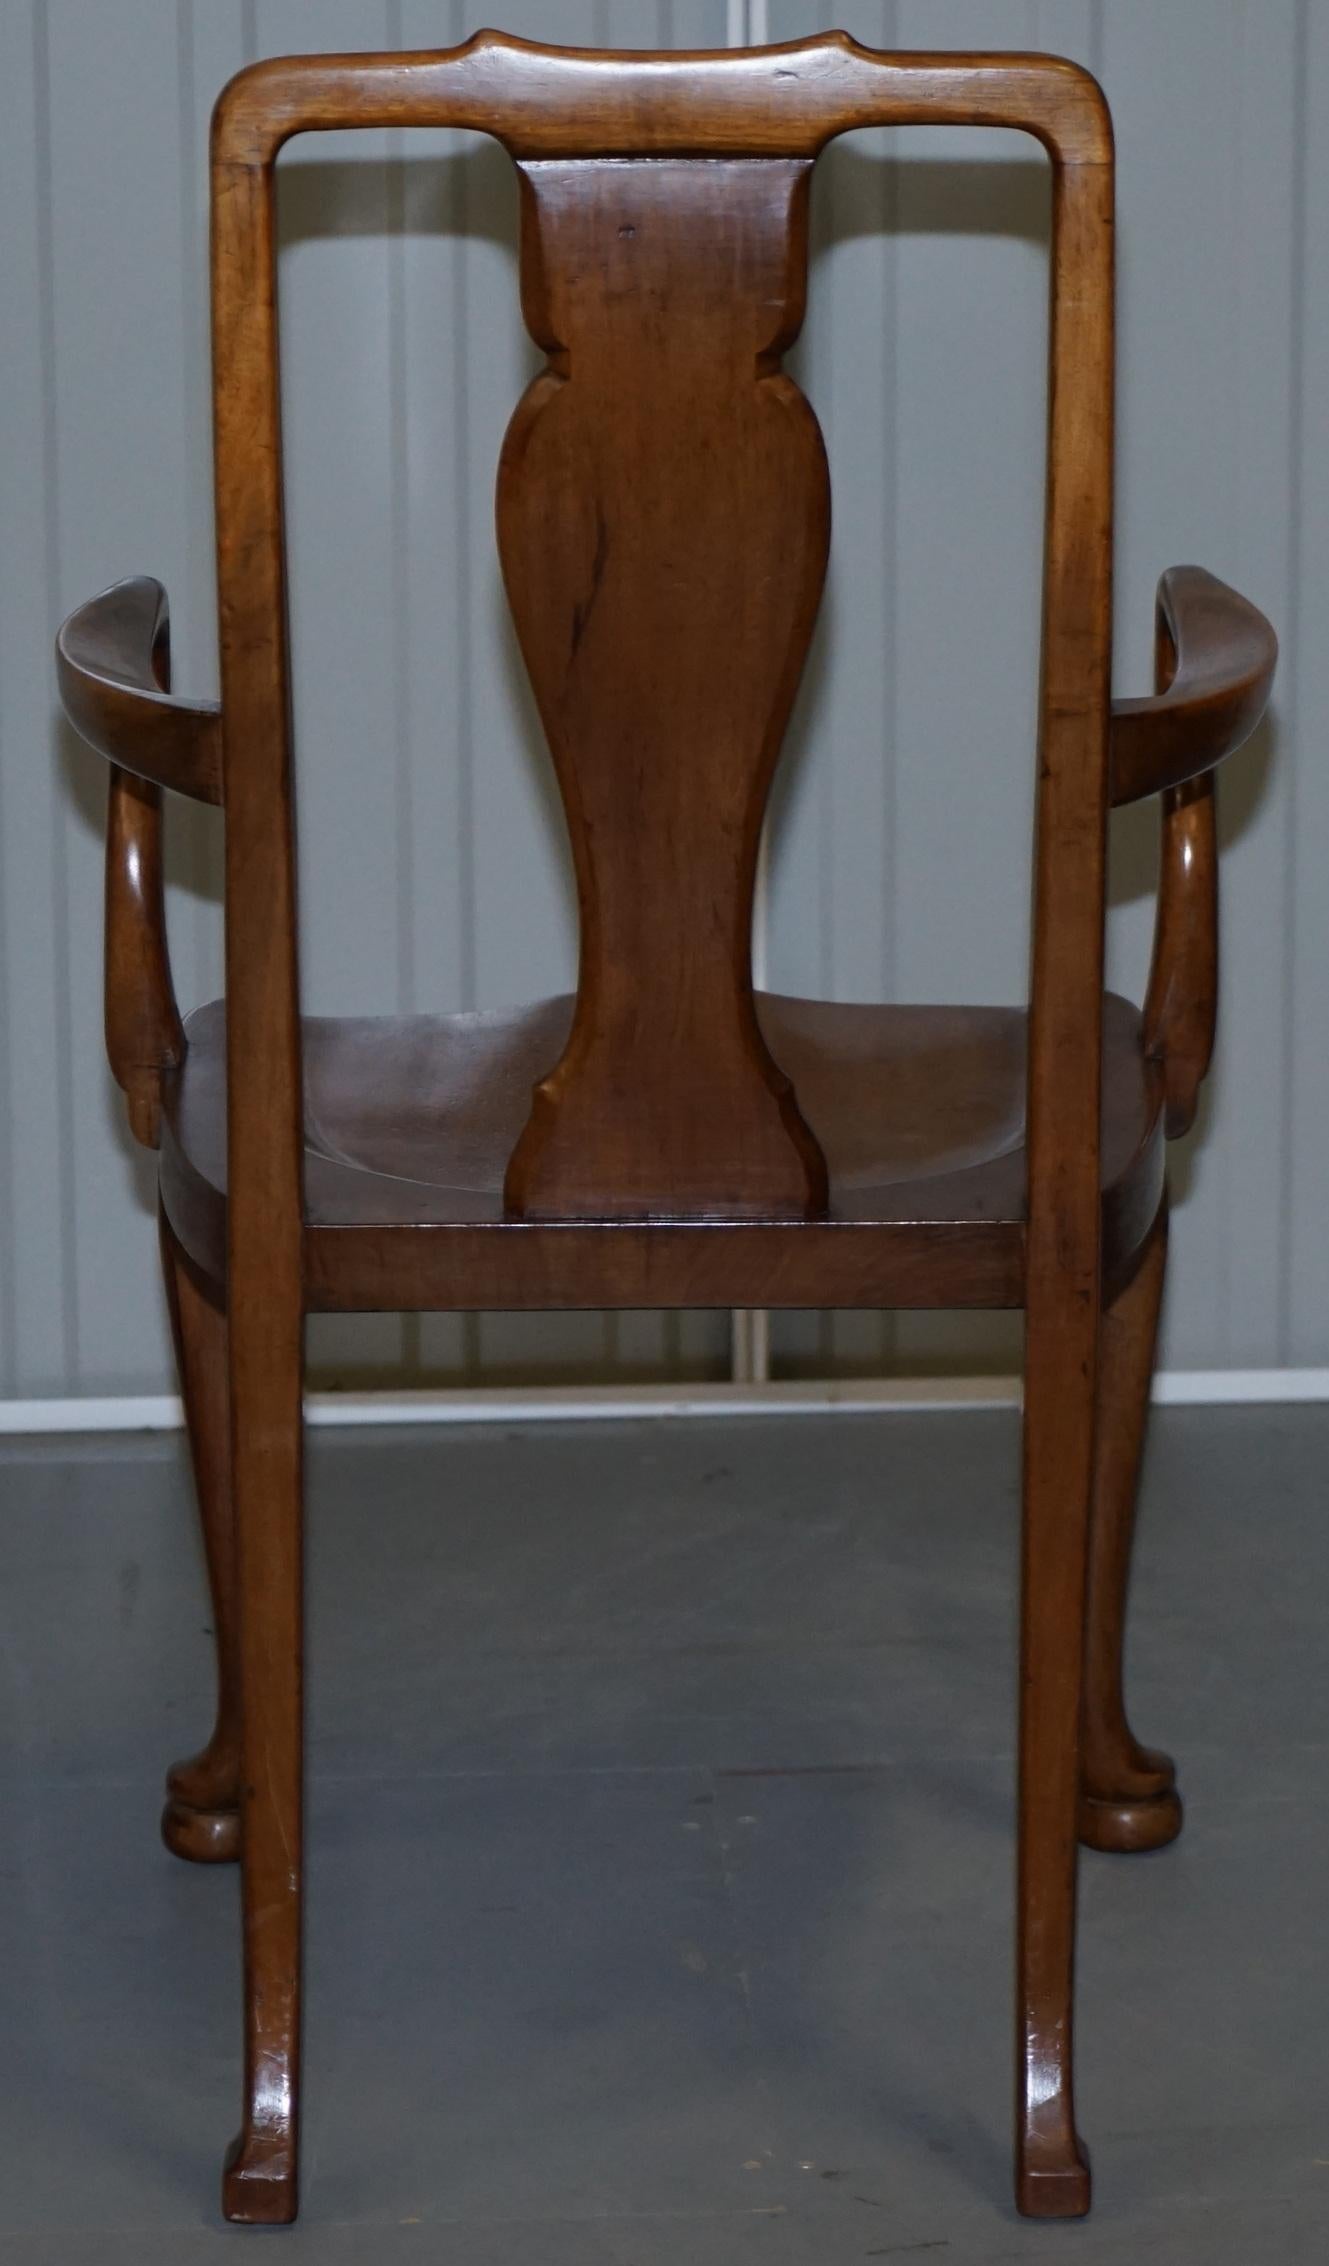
[159,1205,240,1863]
[1078,1202,1182,1854]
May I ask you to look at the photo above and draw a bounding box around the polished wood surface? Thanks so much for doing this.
[213,28,1113,163]
[56,577,223,805]
[158,1206,241,1866]
[55,25,1276,2231]
[159,990,1164,1313]
[1110,565,1277,807]
[104,767,184,1152]
[1079,1202,1182,1854]
[1142,588,1225,1140]
[498,157,829,1220]
[74,586,203,1151]
[1146,775,1219,1140]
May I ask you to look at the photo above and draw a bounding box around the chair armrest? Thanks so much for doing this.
[1109,565,1276,807]
[55,579,215,1148]
[56,576,222,804]
[1123,568,1276,1138]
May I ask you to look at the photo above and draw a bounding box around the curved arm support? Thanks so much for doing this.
[56,576,223,804]
[1137,588,1222,1139]
[1109,565,1275,807]
[105,759,186,1148]
[55,579,212,1148]
[1143,773,1217,1140]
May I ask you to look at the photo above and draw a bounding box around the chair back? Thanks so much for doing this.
[211,30,1114,1255]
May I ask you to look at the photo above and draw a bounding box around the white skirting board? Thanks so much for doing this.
[0,1370,1326,1437]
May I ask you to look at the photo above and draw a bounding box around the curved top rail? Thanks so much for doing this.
[1110,566,1277,807]
[56,577,223,805]
[212,28,1112,167]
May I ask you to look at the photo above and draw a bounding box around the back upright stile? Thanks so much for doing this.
[54,27,1276,2228]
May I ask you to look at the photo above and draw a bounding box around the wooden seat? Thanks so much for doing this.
[162,992,1163,1309]
[56,26,1276,2234]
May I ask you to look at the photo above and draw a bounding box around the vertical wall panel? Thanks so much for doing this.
[1101,0,1298,1368]
[1288,0,1329,1366]
[768,0,1047,1376]
[0,5,75,1394]
[1217,0,1301,1366]
[767,0,1315,1379]
[44,0,195,1392]
[256,0,406,1383]
[0,0,1320,1401]
[165,3,240,1036]
[765,1,900,1375]
[392,0,486,1387]
[885,0,1041,1379]
[432,0,594,1384]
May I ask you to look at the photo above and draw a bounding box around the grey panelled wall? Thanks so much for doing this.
[771,0,1322,1380]
[0,1,1322,1399]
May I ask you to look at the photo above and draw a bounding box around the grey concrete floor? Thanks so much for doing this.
[0,1405,1326,2262]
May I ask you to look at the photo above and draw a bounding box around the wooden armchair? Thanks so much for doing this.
[56,30,1275,2229]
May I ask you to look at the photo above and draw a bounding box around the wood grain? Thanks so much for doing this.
[1079,1203,1183,1855]
[1141,585,1223,1138]
[55,577,222,804]
[1111,565,1276,807]
[499,158,828,1220]
[158,1205,240,1866]
[95,588,193,1150]
[211,30,1115,166]
[158,990,1165,1315]
[1014,116,1113,2222]
[212,69,307,2227]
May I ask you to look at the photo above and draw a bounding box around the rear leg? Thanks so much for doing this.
[1015,1287,1095,2218]
[220,1280,304,2223]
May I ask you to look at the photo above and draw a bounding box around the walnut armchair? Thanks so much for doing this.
[56,29,1276,2230]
